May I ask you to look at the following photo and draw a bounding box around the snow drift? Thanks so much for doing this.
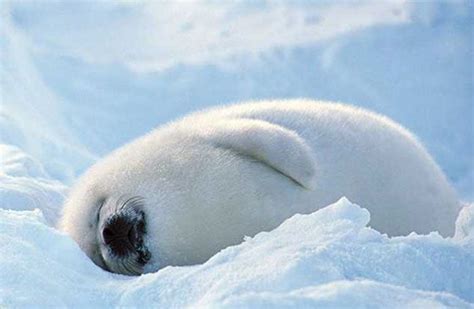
[1,160,473,307]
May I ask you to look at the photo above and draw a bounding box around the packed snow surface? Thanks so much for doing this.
[1,181,473,307]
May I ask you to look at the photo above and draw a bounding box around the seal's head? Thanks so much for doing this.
[61,191,151,276]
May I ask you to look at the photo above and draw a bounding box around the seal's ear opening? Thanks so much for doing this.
[202,118,317,190]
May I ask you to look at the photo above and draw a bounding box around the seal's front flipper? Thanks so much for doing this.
[200,118,317,190]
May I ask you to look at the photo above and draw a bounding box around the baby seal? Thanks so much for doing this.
[59,99,460,275]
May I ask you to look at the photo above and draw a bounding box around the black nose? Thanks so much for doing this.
[102,216,138,256]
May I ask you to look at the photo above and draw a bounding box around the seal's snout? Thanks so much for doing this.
[97,196,151,275]
[102,215,139,257]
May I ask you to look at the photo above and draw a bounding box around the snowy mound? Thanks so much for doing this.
[0,145,67,226]
[1,194,473,307]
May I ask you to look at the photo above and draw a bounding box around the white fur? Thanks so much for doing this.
[60,99,460,272]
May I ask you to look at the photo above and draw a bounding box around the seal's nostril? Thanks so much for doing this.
[102,227,115,244]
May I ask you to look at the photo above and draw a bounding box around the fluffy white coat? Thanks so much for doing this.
[60,99,460,271]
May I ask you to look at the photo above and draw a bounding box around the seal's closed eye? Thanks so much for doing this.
[96,198,106,224]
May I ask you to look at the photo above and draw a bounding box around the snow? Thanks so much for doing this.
[0,145,67,226]
[1,0,473,307]
[1,1,472,197]
[1,198,473,307]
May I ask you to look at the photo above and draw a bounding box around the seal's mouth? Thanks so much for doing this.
[99,196,151,275]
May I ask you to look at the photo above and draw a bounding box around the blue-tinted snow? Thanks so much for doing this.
[1,1,471,198]
[1,197,473,307]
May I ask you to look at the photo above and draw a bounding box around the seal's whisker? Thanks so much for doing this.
[122,258,141,276]
[122,262,133,275]
[118,196,145,214]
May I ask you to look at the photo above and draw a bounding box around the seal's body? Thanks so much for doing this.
[60,100,460,275]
